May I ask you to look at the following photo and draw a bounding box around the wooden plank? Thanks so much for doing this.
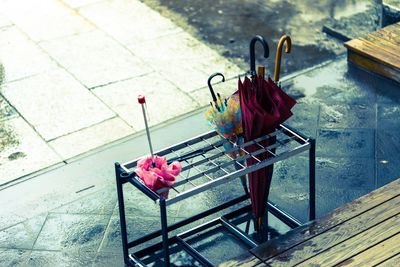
[378,28,400,43]
[251,179,400,261]
[296,214,400,266]
[384,23,400,37]
[376,253,400,267]
[264,196,400,266]
[362,35,400,56]
[370,30,400,47]
[335,233,400,266]
[345,39,400,69]
[348,51,400,83]
[218,255,266,267]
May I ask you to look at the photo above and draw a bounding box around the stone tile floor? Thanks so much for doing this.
[0,0,242,185]
[0,57,399,266]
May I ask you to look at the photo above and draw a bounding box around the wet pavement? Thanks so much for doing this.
[1,0,400,266]
[1,56,399,266]
[142,0,380,74]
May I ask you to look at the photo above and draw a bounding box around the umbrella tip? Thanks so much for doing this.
[138,95,146,104]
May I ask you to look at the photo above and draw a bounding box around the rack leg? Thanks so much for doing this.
[309,139,316,221]
[115,163,130,265]
[160,198,170,266]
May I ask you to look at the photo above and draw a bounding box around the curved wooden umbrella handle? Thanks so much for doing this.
[274,35,292,82]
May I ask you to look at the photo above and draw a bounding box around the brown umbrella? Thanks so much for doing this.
[239,35,296,231]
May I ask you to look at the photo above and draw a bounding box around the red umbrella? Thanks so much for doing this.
[239,35,296,231]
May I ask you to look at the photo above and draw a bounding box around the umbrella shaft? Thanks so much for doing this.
[141,104,154,157]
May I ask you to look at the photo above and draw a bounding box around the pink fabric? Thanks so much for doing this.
[135,156,181,197]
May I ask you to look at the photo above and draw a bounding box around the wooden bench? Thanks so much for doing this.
[220,178,400,266]
[344,22,400,83]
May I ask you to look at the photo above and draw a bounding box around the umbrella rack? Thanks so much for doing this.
[115,124,316,266]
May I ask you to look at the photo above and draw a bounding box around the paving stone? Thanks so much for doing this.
[0,0,94,41]
[0,94,17,121]
[316,157,375,190]
[286,102,320,130]
[319,102,376,129]
[93,72,197,131]
[115,184,179,218]
[377,130,400,159]
[377,158,400,187]
[0,12,12,28]
[0,248,30,266]
[0,117,62,185]
[93,252,125,267]
[189,78,238,107]
[0,26,56,82]
[26,250,96,267]
[0,213,47,249]
[39,30,152,88]
[99,215,161,253]
[286,60,377,104]
[33,213,109,251]
[316,128,375,158]
[78,0,182,44]
[51,188,117,215]
[377,104,400,129]
[63,0,102,9]
[2,69,114,141]
[128,32,242,93]
[49,117,133,160]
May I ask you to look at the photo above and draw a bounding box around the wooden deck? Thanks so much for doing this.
[344,22,400,83]
[220,179,400,267]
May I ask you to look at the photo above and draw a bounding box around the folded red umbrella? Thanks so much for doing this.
[239,35,296,230]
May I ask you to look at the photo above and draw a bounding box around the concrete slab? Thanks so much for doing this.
[0,213,47,249]
[0,13,12,28]
[2,69,115,141]
[27,250,96,267]
[33,213,109,251]
[48,117,133,160]
[0,117,62,185]
[39,30,152,88]
[0,26,56,82]
[93,72,198,130]
[319,103,376,129]
[0,0,94,42]
[63,0,103,9]
[78,0,182,44]
[128,32,242,92]
[0,249,30,266]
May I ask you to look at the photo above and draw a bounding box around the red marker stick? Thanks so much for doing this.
[138,95,154,163]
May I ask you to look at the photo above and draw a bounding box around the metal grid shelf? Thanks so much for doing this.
[120,124,310,206]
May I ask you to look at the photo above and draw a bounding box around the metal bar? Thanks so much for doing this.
[115,163,130,266]
[127,177,159,201]
[122,130,218,170]
[128,254,147,267]
[174,138,294,189]
[267,202,302,228]
[176,236,214,267]
[128,194,249,248]
[160,198,170,266]
[309,138,316,221]
[166,143,310,205]
[170,148,215,182]
[220,217,258,248]
[279,123,309,143]
[187,142,229,175]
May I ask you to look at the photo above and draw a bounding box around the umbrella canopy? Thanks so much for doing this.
[239,35,296,230]
[204,72,248,193]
